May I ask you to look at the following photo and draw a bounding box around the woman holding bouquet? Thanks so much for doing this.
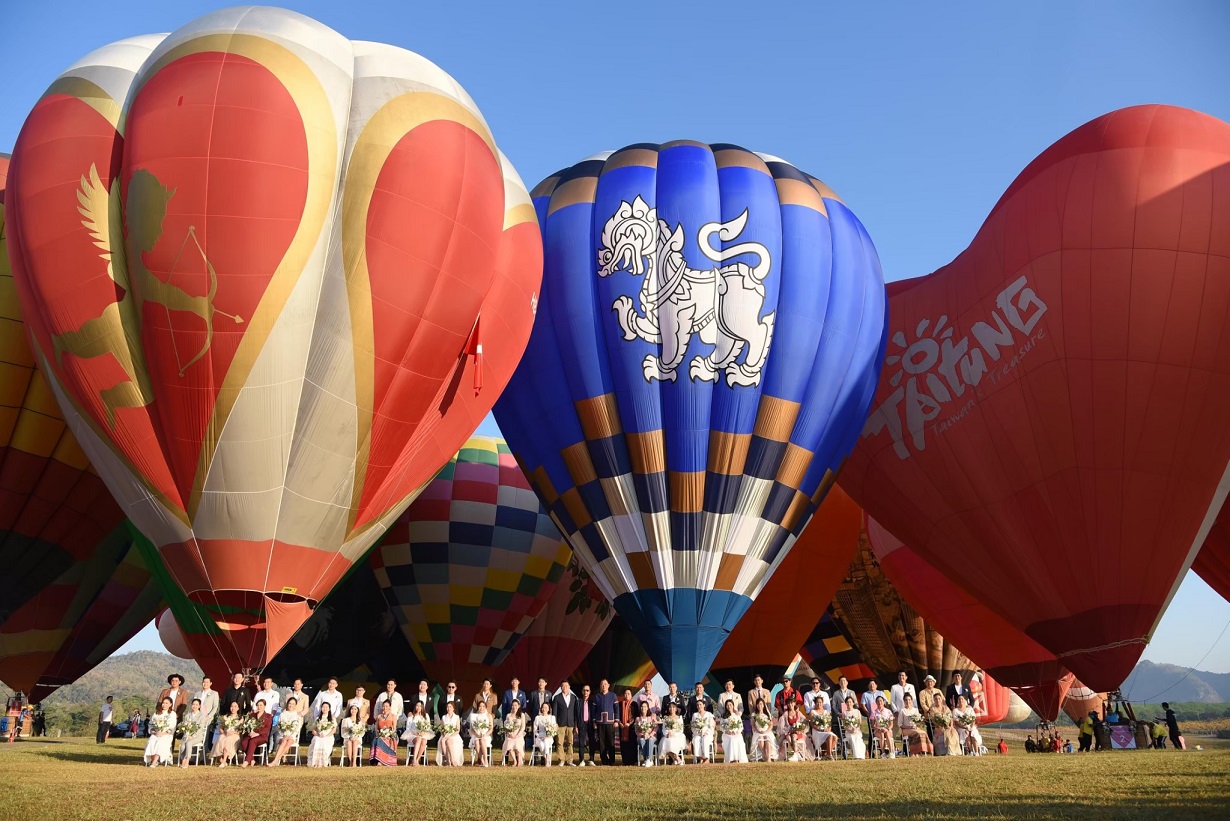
[239,699,272,767]
[898,693,932,756]
[632,701,658,766]
[268,696,304,765]
[930,692,960,756]
[372,701,399,766]
[209,701,242,766]
[660,702,686,765]
[719,701,747,763]
[306,702,337,767]
[690,699,715,763]
[749,699,776,763]
[806,700,836,760]
[870,694,895,759]
[143,696,177,766]
[438,700,463,766]
[402,701,434,766]
[469,701,494,767]
[777,701,807,761]
[532,702,557,767]
[177,698,206,767]
[840,696,866,759]
[341,704,365,766]
[500,700,526,766]
[953,694,983,756]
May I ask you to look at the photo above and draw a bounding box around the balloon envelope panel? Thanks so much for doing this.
[6,8,540,672]
[1194,504,1230,602]
[495,143,887,685]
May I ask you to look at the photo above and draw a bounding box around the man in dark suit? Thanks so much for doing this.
[590,679,618,766]
[662,682,686,717]
[501,677,526,718]
[576,684,595,765]
[946,673,970,709]
[527,677,553,721]
[435,681,464,720]
[551,681,583,766]
[685,682,715,724]
[221,673,252,715]
[409,679,433,716]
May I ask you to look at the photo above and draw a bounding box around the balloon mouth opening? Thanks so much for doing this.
[186,590,318,630]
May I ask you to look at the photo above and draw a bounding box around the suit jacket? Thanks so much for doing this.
[945,684,969,709]
[551,692,583,728]
[195,689,220,727]
[662,693,687,717]
[157,687,189,721]
[501,689,526,718]
[527,689,553,721]
[434,694,465,721]
[246,711,273,746]
[686,694,716,723]
[221,686,252,715]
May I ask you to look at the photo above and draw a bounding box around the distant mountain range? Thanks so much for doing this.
[1120,660,1230,704]
[1,650,203,711]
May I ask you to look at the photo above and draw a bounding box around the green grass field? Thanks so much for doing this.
[1,736,1226,819]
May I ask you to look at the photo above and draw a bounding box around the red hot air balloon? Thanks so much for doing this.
[865,516,1072,721]
[6,9,540,675]
[842,106,1230,692]
[1194,504,1230,602]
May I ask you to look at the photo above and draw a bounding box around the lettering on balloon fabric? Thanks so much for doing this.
[862,276,1047,459]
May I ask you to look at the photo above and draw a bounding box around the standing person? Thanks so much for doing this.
[635,679,662,717]
[177,698,207,767]
[618,687,638,766]
[311,677,343,721]
[222,673,252,716]
[528,678,553,724]
[1162,702,1183,750]
[157,674,189,757]
[576,684,594,765]
[717,680,744,719]
[256,677,281,717]
[195,677,219,747]
[347,686,371,729]
[239,700,272,767]
[662,682,686,719]
[500,700,527,766]
[860,680,882,717]
[775,675,802,716]
[143,696,177,766]
[97,696,114,744]
[372,701,399,766]
[306,702,336,767]
[341,704,365,767]
[945,672,969,709]
[803,678,829,714]
[267,696,304,766]
[472,679,498,716]
[551,681,582,766]
[373,680,402,724]
[501,677,526,718]
[591,679,618,765]
[1078,711,1095,752]
[720,700,748,763]
[749,699,776,762]
[889,672,915,715]
[747,676,772,719]
[436,681,464,720]
[409,680,433,717]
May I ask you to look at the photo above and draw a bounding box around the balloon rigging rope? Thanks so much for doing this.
[1130,617,1230,704]
[1052,637,1149,657]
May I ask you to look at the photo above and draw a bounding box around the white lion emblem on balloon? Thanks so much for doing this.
[597,196,776,386]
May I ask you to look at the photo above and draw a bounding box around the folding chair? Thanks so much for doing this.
[252,743,268,766]
[406,742,428,765]
[635,738,656,766]
[184,743,205,766]
[338,742,364,766]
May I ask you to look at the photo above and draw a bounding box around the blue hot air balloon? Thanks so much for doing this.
[493,143,887,685]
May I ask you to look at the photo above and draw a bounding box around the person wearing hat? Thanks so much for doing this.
[773,674,802,716]
[918,675,941,739]
[157,674,189,756]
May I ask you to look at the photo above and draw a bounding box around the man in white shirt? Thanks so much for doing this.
[311,677,343,719]
[373,680,403,721]
[256,677,281,717]
[97,696,114,744]
[889,671,916,715]
[803,677,830,713]
[410,680,432,715]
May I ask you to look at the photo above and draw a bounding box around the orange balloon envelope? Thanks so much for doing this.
[1061,679,1107,726]
[710,485,862,684]
[5,9,540,673]
[841,105,1230,692]
[866,515,1072,721]
[1194,503,1230,602]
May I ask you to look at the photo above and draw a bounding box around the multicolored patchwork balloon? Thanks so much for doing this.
[371,436,571,692]
[5,8,541,673]
[495,143,887,685]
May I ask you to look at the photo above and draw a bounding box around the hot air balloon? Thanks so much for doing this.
[841,105,1230,692]
[156,609,192,661]
[494,143,887,685]
[1194,504,1230,602]
[1001,691,1034,725]
[709,484,862,686]
[1062,680,1107,726]
[865,515,1073,721]
[371,436,572,692]
[573,614,656,690]
[798,608,877,691]
[6,8,541,675]
[500,557,613,689]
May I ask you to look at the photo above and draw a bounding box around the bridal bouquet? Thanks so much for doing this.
[788,717,808,737]
[720,715,743,735]
[874,713,894,731]
[377,725,398,740]
[411,716,433,737]
[436,721,459,736]
[502,716,520,735]
[901,709,922,728]
[177,719,201,738]
[315,718,337,736]
[807,713,831,731]
[276,716,298,737]
[150,714,175,736]
[663,716,684,735]
[752,714,773,734]
[541,717,559,738]
[691,713,715,736]
[342,722,364,741]
[239,716,260,736]
[931,712,952,728]
[634,717,657,738]
[219,715,242,733]
[841,713,862,734]
[470,717,491,737]
[956,712,978,729]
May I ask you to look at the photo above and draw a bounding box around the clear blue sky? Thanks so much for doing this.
[5,2,1230,675]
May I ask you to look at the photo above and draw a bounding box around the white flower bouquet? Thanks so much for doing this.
[691,713,714,736]
[315,718,337,736]
[276,716,298,737]
[151,715,174,736]
[377,725,398,740]
[470,717,491,736]
[720,715,743,735]
[219,715,242,734]
[663,716,684,735]
[956,712,978,729]
[931,712,952,729]
[502,715,520,735]
[841,713,862,734]
[634,717,657,738]
[177,719,201,738]
[807,712,831,731]
[753,714,773,734]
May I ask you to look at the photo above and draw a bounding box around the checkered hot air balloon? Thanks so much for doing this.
[494,143,888,685]
[370,437,572,693]
[5,8,540,675]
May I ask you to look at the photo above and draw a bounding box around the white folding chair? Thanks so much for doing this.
[635,737,656,765]
[406,741,427,766]
[252,743,268,766]
[184,743,204,766]
[338,741,363,766]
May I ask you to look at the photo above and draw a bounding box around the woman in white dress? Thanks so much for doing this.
[143,697,177,766]
[531,702,556,767]
[307,701,337,767]
[438,701,463,766]
[341,704,364,766]
[470,701,494,767]
[500,701,527,766]
[660,702,686,764]
[690,700,715,763]
[177,699,206,767]
[749,699,776,763]
[402,701,434,766]
[719,700,747,764]
[807,702,836,760]
[777,701,807,761]
[953,694,983,755]
[268,696,304,765]
[840,696,866,760]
